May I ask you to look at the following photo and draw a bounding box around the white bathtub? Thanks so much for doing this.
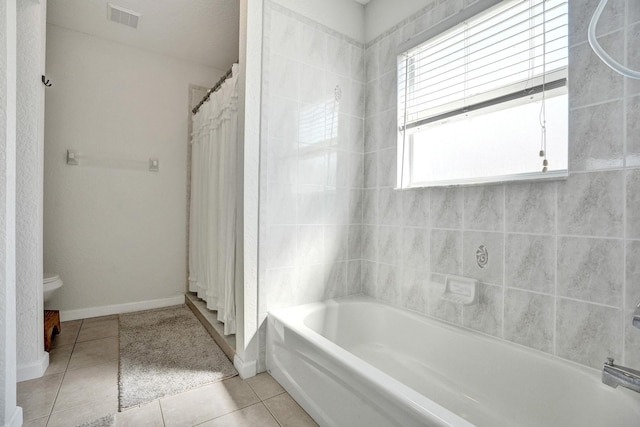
[266,296,640,426]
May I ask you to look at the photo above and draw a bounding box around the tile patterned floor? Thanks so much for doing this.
[18,315,317,427]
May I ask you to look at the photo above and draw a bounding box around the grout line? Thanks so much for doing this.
[158,398,167,427]
[45,319,82,422]
[621,0,629,366]
[553,181,558,357]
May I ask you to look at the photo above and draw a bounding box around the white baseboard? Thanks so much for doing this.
[60,295,186,321]
[17,351,49,382]
[3,406,23,427]
[234,354,257,379]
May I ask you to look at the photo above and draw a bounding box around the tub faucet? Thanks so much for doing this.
[633,301,640,329]
[602,358,640,393]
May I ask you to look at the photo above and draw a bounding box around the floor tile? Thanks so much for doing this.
[264,393,318,427]
[245,373,285,401]
[67,336,119,370]
[116,400,164,427]
[17,373,63,421]
[50,320,82,349]
[76,317,119,343]
[52,361,118,413]
[47,398,117,427]
[198,402,279,427]
[43,344,74,376]
[160,377,259,427]
[21,417,48,427]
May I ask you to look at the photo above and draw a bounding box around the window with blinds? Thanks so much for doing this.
[397,0,568,188]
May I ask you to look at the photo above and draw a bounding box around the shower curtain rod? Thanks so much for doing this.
[192,62,237,115]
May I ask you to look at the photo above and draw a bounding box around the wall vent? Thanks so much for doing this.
[107,3,142,29]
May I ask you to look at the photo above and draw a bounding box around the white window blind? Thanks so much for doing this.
[397,0,568,188]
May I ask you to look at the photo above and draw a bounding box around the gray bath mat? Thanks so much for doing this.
[118,305,237,409]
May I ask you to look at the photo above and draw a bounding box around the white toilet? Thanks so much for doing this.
[43,273,63,304]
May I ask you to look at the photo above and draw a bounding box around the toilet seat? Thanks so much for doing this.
[44,273,60,284]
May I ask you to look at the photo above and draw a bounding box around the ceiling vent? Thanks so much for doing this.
[107,3,142,29]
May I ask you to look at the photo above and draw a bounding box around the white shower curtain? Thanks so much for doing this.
[189,64,238,335]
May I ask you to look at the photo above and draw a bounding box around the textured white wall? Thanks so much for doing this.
[44,25,220,313]
[16,0,48,382]
[273,0,365,42]
[0,0,22,424]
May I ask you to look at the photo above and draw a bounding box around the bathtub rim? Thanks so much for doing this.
[267,297,475,427]
[267,295,640,425]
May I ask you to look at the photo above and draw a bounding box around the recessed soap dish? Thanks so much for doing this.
[441,275,478,305]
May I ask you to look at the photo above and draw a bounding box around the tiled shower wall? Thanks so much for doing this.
[363,0,640,370]
[257,0,365,360]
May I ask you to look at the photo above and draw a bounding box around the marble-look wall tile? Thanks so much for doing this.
[266,267,299,310]
[504,289,554,353]
[430,229,462,275]
[267,181,297,225]
[324,262,347,299]
[363,188,378,224]
[626,23,640,95]
[462,283,503,338]
[266,225,297,269]
[377,263,400,305]
[379,109,398,150]
[324,225,348,263]
[349,188,363,225]
[297,225,324,266]
[568,0,625,45]
[350,117,364,152]
[298,264,326,304]
[557,171,623,237]
[349,152,364,189]
[569,33,624,108]
[463,185,504,231]
[348,224,362,260]
[504,182,555,234]
[627,96,640,166]
[378,226,401,264]
[377,147,397,188]
[462,231,504,286]
[362,225,377,262]
[327,35,351,78]
[556,298,622,369]
[402,188,429,227]
[377,30,398,76]
[365,43,379,83]
[569,101,623,171]
[557,237,623,306]
[401,268,428,314]
[626,240,640,310]
[365,78,380,118]
[378,188,401,226]
[347,260,362,295]
[630,1,640,25]
[297,186,325,225]
[426,273,462,325]
[402,227,429,271]
[364,152,377,188]
[351,45,365,83]
[626,170,640,239]
[269,96,299,141]
[624,310,640,367]
[505,234,555,294]
[266,137,297,185]
[430,187,463,229]
[362,260,377,296]
[270,11,301,56]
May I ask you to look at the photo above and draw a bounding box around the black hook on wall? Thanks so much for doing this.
[41,75,52,87]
